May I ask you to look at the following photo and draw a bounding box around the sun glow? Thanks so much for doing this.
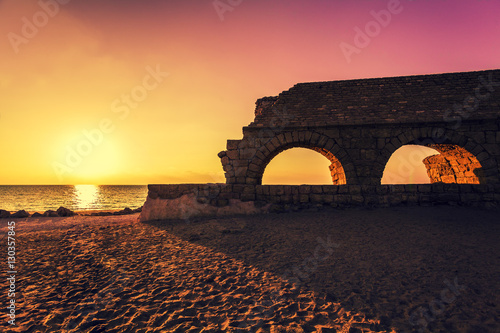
[74,184,100,210]
[55,138,123,184]
[0,1,498,185]
[262,148,332,185]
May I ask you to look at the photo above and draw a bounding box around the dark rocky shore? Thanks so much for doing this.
[0,206,142,219]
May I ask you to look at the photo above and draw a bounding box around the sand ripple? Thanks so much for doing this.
[1,214,384,333]
[1,206,498,332]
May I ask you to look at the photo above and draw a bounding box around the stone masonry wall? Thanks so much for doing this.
[219,119,500,186]
[251,69,500,127]
[140,183,500,221]
[144,70,500,222]
[220,69,500,186]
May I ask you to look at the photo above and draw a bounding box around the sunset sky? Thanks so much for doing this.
[1,0,499,185]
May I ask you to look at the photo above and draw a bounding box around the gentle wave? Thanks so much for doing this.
[0,185,148,212]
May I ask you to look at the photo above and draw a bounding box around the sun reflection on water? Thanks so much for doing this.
[74,185,100,210]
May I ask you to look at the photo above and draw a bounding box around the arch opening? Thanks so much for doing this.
[381,144,484,185]
[261,147,346,185]
[381,145,439,184]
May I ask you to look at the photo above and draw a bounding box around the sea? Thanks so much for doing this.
[0,185,148,212]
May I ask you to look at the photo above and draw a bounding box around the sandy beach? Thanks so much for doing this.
[1,206,499,332]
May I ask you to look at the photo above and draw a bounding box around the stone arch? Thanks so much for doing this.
[247,130,355,185]
[375,127,498,184]
[422,144,484,183]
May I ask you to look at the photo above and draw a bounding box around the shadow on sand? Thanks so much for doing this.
[144,206,500,333]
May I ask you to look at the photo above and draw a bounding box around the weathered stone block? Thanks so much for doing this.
[242,185,255,194]
[224,150,238,160]
[299,185,311,194]
[334,195,350,204]
[323,195,334,203]
[404,185,418,192]
[246,177,260,185]
[216,199,229,207]
[352,195,364,204]
[240,193,255,202]
[388,195,402,205]
[255,186,264,195]
[238,138,255,149]
[338,186,349,194]
[299,194,309,203]
[270,186,285,195]
[419,194,432,203]
[310,194,324,203]
[227,140,240,150]
[277,133,287,145]
[248,163,260,172]
[469,132,485,143]
[364,196,379,205]
[240,149,257,160]
[376,186,389,194]
[435,193,460,202]
[323,186,338,194]
[270,137,280,148]
[389,185,405,193]
[280,195,293,203]
[298,131,306,142]
[443,184,460,192]
[318,135,328,147]
[255,193,266,201]
[310,132,320,144]
[311,186,323,194]
[350,185,362,194]
[416,184,431,192]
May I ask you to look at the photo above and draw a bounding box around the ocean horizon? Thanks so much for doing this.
[0,185,148,212]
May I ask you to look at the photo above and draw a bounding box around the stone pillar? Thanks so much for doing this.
[329,160,346,185]
[423,144,483,184]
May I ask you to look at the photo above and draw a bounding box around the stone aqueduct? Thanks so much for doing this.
[219,69,500,186]
[140,69,500,221]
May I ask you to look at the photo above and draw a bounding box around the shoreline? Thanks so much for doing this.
[0,206,143,219]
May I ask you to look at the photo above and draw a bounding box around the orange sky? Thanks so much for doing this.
[0,0,499,185]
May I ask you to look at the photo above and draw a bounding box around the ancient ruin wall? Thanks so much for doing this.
[140,183,500,221]
[141,70,500,222]
[219,69,500,186]
[250,69,500,127]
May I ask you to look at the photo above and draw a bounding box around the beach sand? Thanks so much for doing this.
[1,206,498,332]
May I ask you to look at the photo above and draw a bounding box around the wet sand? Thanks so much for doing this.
[1,206,498,332]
